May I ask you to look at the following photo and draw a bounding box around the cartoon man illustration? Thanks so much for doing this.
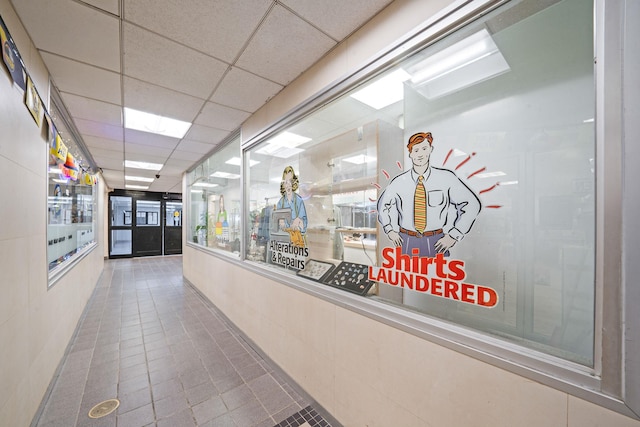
[377,132,481,257]
[277,165,307,246]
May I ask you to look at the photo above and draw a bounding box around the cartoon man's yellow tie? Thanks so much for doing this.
[414,175,426,233]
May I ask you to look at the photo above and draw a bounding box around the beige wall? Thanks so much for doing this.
[0,2,104,426]
[185,0,640,426]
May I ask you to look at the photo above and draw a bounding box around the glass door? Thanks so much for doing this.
[109,195,132,257]
[164,201,183,255]
[133,200,162,257]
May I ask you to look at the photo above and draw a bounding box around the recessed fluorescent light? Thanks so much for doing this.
[583,118,594,123]
[125,175,154,183]
[226,157,259,167]
[125,184,149,190]
[124,107,191,138]
[190,189,203,194]
[124,160,163,171]
[408,29,510,99]
[210,171,241,179]
[193,182,219,188]
[254,145,304,159]
[475,171,506,178]
[267,132,311,148]
[350,69,411,109]
[343,155,376,164]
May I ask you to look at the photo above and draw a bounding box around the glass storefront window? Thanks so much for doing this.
[47,96,97,274]
[244,0,595,365]
[187,134,242,255]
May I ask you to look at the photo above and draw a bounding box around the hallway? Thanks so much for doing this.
[33,256,334,427]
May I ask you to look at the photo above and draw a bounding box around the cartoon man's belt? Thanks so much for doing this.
[399,227,443,237]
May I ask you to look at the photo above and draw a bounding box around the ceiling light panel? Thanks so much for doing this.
[124,107,192,138]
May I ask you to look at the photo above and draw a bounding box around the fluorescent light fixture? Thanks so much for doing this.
[255,131,310,159]
[475,171,506,178]
[226,157,259,167]
[52,179,68,184]
[124,160,163,171]
[210,171,241,179]
[193,182,219,188]
[125,184,149,190]
[407,29,510,99]
[343,155,376,165]
[190,189,203,194]
[583,118,594,123]
[254,145,304,159]
[124,107,191,138]
[125,175,154,183]
[267,132,311,148]
[350,69,411,109]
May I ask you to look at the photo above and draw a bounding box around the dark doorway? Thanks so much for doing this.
[108,190,182,258]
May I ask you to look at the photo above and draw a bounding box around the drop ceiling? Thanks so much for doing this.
[10,0,393,193]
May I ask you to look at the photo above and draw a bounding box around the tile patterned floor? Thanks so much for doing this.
[33,256,337,427]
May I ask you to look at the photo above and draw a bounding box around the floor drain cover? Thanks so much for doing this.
[88,399,120,418]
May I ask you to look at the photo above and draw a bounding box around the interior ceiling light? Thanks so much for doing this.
[226,157,259,167]
[343,154,376,165]
[125,175,154,182]
[124,160,163,171]
[210,171,241,179]
[407,28,510,99]
[125,184,149,190]
[124,107,192,138]
[254,131,310,159]
[350,69,411,110]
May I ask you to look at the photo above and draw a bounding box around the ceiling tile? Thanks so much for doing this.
[95,158,124,171]
[88,147,124,161]
[79,0,119,16]
[74,118,124,141]
[164,158,196,170]
[170,150,205,162]
[236,5,336,85]
[124,0,272,63]
[123,23,228,98]
[184,125,230,145]
[101,169,124,186]
[175,140,217,154]
[124,129,180,150]
[60,93,121,126]
[123,77,206,122]
[83,135,124,151]
[12,0,119,71]
[125,142,173,158]
[42,53,121,105]
[211,67,283,112]
[280,0,393,40]
[195,102,251,132]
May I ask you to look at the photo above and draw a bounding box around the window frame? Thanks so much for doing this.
[185,131,243,258]
[47,85,99,287]
[235,0,638,418]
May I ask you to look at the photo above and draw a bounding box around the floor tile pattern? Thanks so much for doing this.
[32,256,336,427]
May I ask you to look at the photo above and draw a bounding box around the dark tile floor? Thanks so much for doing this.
[32,256,336,427]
